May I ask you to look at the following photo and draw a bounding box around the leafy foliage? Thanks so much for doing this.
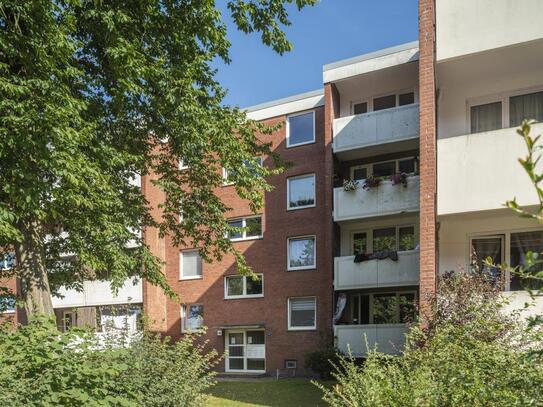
[305,340,343,380]
[0,0,315,312]
[317,272,543,406]
[0,315,219,406]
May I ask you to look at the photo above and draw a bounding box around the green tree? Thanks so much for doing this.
[0,0,316,316]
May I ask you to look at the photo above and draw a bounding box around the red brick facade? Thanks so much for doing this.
[147,106,334,375]
[418,0,438,317]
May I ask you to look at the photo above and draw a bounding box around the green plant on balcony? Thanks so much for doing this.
[362,176,381,191]
[342,179,359,192]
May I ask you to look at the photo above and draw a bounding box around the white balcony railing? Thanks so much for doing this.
[333,104,419,153]
[52,278,143,309]
[334,251,419,290]
[333,176,420,221]
[334,324,409,356]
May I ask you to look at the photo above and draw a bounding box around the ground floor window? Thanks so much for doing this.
[226,330,265,372]
[288,297,316,330]
[339,291,417,325]
[470,230,543,291]
[181,304,204,332]
[54,304,143,333]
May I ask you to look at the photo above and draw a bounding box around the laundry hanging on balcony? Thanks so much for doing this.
[353,250,399,263]
[333,293,347,324]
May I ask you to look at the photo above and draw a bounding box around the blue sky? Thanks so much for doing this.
[215,0,418,108]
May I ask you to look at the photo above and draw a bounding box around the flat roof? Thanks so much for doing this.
[245,89,323,113]
[245,89,324,121]
[323,41,419,83]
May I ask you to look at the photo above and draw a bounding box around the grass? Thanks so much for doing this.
[205,379,328,407]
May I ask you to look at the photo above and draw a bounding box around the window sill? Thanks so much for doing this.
[229,236,263,243]
[287,327,317,331]
[286,140,316,149]
[224,295,264,300]
[287,204,316,211]
[180,276,203,281]
[287,266,316,272]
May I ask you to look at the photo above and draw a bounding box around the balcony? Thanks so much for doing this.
[334,251,419,290]
[52,278,143,309]
[437,123,543,216]
[334,324,409,356]
[333,104,419,160]
[333,176,419,222]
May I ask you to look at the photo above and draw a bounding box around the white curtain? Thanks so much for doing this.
[470,102,502,133]
[510,91,543,127]
[333,293,347,325]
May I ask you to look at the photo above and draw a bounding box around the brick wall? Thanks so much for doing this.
[418,0,438,317]
[152,106,333,375]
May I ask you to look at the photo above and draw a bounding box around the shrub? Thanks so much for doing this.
[317,272,543,406]
[305,343,343,380]
[0,315,219,406]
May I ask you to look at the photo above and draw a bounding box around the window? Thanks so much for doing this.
[510,91,543,127]
[288,236,316,270]
[179,159,188,170]
[181,304,204,332]
[287,111,315,147]
[353,102,368,115]
[351,226,417,255]
[470,236,504,280]
[0,252,15,270]
[180,250,202,280]
[223,157,263,185]
[288,297,316,330]
[510,231,543,291]
[373,228,396,252]
[373,94,396,111]
[227,216,262,241]
[62,311,76,331]
[399,92,415,106]
[353,232,367,255]
[470,102,502,133]
[350,292,416,325]
[225,274,264,298]
[0,296,15,314]
[349,157,417,181]
[287,174,315,210]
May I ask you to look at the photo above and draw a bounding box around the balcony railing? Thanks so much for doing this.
[333,104,419,153]
[333,176,420,221]
[334,250,419,290]
[52,278,143,309]
[334,324,409,356]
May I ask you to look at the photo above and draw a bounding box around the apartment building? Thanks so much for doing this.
[2,0,543,376]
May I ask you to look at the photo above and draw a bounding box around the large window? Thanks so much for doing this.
[470,236,504,280]
[225,274,264,299]
[288,297,316,330]
[180,250,202,280]
[223,157,263,185]
[0,296,15,314]
[350,292,416,325]
[470,88,543,134]
[510,231,543,291]
[350,157,417,181]
[181,304,204,332]
[227,216,263,241]
[287,111,315,147]
[288,236,316,271]
[0,252,15,270]
[287,174,316,210]
[352,226,416,255]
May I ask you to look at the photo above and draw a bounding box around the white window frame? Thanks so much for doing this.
[350,224,418,255]
[351,99,369,115]
[288,296,317,331]
[179,250,203,281]
[223,156,264,186]
[287,173,316,211]
[349,157,418,181]
[287,235,317,271]
[467,227,543,292]
[62,310,76,331]
[466,84,543,134]
[286,110,316,148]
[224,274,264,299]
[367,88,417,112]
[350,291,417,325]
[179,159,188,170]
[180,304,204,333]
[227,215,263,242]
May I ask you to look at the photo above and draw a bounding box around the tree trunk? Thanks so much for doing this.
[15,219,54,316]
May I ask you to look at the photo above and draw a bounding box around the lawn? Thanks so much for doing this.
[205,379,328,407]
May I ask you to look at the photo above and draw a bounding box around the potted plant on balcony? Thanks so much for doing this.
[390,172,408,188]
[362,175,381,191]
[343,179,358,192]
